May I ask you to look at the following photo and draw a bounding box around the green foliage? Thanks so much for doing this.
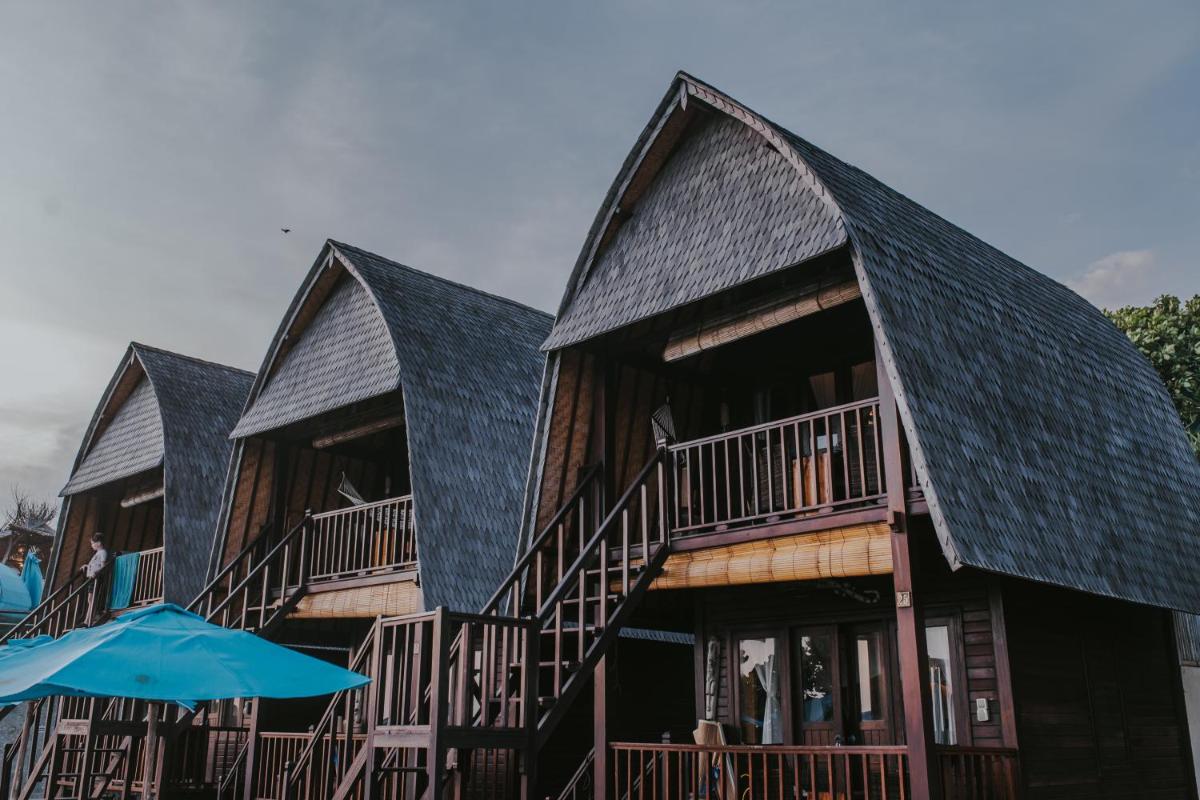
[1106,295,1200,455]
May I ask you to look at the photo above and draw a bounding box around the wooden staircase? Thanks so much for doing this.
[277,450,673,800]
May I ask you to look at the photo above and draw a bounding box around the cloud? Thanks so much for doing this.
[1069,249,1157,309]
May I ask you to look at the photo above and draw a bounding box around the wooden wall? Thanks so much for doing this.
[1006,581,1194,799]
[535,349,707,531]
[52,481,164,591]
[219,437,393,567]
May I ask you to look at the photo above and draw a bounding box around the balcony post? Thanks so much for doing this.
[876,346,942,799]
[242,698,261,800]
[594,653,610,800]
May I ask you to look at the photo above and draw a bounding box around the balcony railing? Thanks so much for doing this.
[307,495,417,583]
[669,398,885,536]
[611,742,908,800]
[609,743,1021,800]
[127,546,165,607]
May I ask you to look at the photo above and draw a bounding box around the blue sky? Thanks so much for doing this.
[1,0,1197,503]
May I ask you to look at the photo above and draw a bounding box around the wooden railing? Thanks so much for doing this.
[127,545,165,607]
[605,743,1021,800]
[280,623,378,800]
[668,398,884,535]
[0,566,110,646]
[190,518,309,632]
[610,743,909,800]
[307,495,416,583]
[938,746,1021,800]
[253,733,311,800]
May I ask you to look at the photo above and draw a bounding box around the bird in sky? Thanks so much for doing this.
[281,228,291,234]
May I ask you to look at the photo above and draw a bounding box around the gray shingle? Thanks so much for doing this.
[52,344,252,605]
[544,114,844,350]
[231,277,400,438]
[61,377,163,496]
[543,72,1200,614]
[225,242,552,612]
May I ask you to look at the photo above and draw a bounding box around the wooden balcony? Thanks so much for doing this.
[306,495,417,584]
[610,742,1020,800]
[669,398,887,538]
[126,546,165,608]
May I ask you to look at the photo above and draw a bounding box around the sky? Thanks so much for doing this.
[0,1,1197,507]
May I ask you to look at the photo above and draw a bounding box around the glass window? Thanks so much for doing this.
[794,633,835,724]
[854,633,884,722]
[738,637,782,744]
[925,624,957,745]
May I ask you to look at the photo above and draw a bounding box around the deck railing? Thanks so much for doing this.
[127,545,165,607]
[611,742,909,800]
[607,743,1021,800]
[937,746,1021,799]
[0,566,110,646]
[307,495,417,583]
[253,732,312,800]
[669,398,884,535]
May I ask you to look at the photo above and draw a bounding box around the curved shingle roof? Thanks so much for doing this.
[54,344,252,604]
[229,242,553,611]
[546,73,1200,613]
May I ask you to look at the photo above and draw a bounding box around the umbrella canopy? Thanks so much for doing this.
[0,603,369,705]
[0,562,32,615]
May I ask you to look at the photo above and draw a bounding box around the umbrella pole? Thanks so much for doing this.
[143,702,159,800]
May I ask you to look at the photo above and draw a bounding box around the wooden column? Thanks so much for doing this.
[877,352,941,799]
[593,653,610,800]
[242,698,261,800]
[987,586,1020,749]
[427,609,449,800]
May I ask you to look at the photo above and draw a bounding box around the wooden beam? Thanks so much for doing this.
[663,277,861,362]
[988,585,1020,749]
[312,414,406,449]
[120,485,164,509]
[877,347,942,800]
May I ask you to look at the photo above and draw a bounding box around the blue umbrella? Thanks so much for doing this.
[0,603,368,705]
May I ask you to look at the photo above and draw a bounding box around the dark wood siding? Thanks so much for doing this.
[1007,582,1193,799]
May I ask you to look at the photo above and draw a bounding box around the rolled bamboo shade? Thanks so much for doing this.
[291,580,423,619]
[648,522,892,590]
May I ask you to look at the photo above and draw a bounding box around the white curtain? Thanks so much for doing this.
[753,654,782,744]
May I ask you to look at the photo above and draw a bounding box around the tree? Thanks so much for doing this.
[2,485,56,532]
[1106,295,1200,456]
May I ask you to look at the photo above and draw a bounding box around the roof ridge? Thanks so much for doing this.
[130,341,255,378]
[327,240,554,322]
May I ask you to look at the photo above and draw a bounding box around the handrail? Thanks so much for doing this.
[310,495,409,519]
[0,570,89,645]
[188,521,277,612]
[281,621,378,796]
[1,563,112,646]
[556,746,595,800]
[192,515,308,624]
[536,450,665,621]
[668,396,880,450]
[482,463,601,615]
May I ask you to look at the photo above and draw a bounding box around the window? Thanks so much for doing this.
[854,632,885,722]
[795,632,835,724]
[738,637,782,744]
[925,623,957,744]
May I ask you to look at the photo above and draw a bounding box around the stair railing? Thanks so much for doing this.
[279,620,379,800]
[190,515,311,631]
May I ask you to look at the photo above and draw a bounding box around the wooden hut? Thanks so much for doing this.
[2,343,251,799]
[184,240,552,799]
[302,74,1200,800]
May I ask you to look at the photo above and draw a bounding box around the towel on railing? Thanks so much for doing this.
[108,551,142,610]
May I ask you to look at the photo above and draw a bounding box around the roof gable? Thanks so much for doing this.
[544,108,845,350]
[231,275,400,438]
[330,242,554,611]
[544,72,1200,613]
[52,344,252,604]
[61,375,163,496]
